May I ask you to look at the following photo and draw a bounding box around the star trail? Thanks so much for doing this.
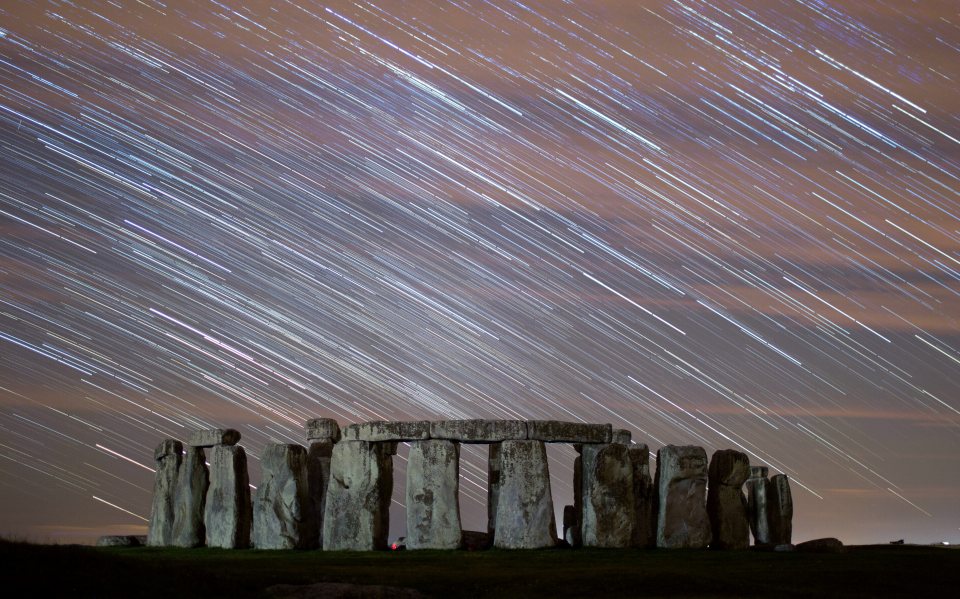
[1,0,958,544]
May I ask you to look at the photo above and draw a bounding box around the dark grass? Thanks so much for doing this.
[2,539,958,598]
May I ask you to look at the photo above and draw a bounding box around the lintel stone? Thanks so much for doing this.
[188,428,240,448]
[341,420,430,442]
[430,419,526,443]
[305,418,341,442]
[526,421,612,444]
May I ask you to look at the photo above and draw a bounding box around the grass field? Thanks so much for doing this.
[2,539,958,597]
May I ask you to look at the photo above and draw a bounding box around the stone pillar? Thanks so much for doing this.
[706,449,750,550]
[204,444,252,549]
[628,444,655,548]
[306,440,334,549]
[562,505,576,546]
[322,441,393,551]
[570,448,583,547]
[147,439,182,547]
[769,473,793,545]
[493,440,556,549]
[406,439,462,549]
[744,466,772,545]
[655,445,711,549]
[487,443,501,538]
[172,446,208,547]
[580,443,634,548]
[253,443,310,550]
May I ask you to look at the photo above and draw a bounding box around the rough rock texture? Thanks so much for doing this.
[266,582,428,599]
[341,421,430,442]
[745,466,772,545]
[431,419,526,443]
[96,535,143,547]
[306,440,333,548]
[254,443,310,550]
[796,537,844,553]
[322,441,393,551]
[526,421,611,444]
[580,443,634,548]
[493,440,556,549]
[570,455,583,547]
[629,444,656,548]
[406,440,461,550]
[188,428,241,448]
[204,444,252,549]
[769,473,793,545]
[305,418,341,442]
[147,438,182,547]
[562,505,576,546]
[612,429,632,444]
[655,445,711,549]
[172,446,209,548]
[486,443,501,538]
[706,449,751,550]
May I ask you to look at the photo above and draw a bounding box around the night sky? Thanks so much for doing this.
[1,0,958,546]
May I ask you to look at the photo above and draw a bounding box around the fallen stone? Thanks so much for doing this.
[580,443,634,548]
[147,438,182,547]
[612,429,632,444]
[266,582,427,599]
[188,428,241,448]
[493,440,556,549]
[172,445,209,548]
[526,421,611,444]
[96,535,143,547]
[341,421,430,442]
[487,443,501,538]
[306,440,333,548]
[769,473,793,545]
[406,439,461,550]
[323,441,393,551]
[774,543,796,552]
[796,537,845,553]
[431,419,526,443]
[204,444,252,549]
[745,466,773,545]
[305,418,341,442]
[706,449,751,550]
[629,445,656,548]
[655,445,711,549]
[254,443,310,550]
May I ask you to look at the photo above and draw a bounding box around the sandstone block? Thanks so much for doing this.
[769,473,793,545]
[707,449,750,550]
[526,421,611,444]
[745,466,772,545]
[342,420,430,442]
[147,439,182,547]
[431,419,526,443]
[796,537,844,553]
[629,444,656,548]
[305,418,341,442]
[570,454,583,547]
[580,443,634,548]
[306,440,333,548]
[487,443,501,537]
[493,440,556,549]
[655,445,711,549]
[96,535,143,547]
[153,438,182,461]
[406,440,462,550]
[172,446,209,547]
[612,429,632,444]
[322,441,393,551]
[253,443,310,550]
[188,428,241,448]
[204,444,252,549]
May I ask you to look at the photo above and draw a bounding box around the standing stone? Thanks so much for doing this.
[493,440,556,549]
[147,439,182,547]
[254,443,310,550]
[487,443,501,538]
[172,446,209,547]
[580,443,634,548]
[745,466,772,545]
[570,453,583,547]
[655,445,711,549]
[706,449,750,550]
[406,440,461,550]
[306,440,333,548]
[769,474,793,545]
[204,444,252,549]
[305,418,341,442]
[628,445,655,548]
[562,505,576,546]
[188,428,241,447]
[323,441,393,551]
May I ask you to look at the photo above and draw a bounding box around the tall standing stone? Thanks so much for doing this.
[148,439,182,547]
[306,440,334,548]
[253,443,310,550]
[628,444,655,548]
[769,473,793,545]
[172,446,209,547]
[745,466,772,545]
[570,452,583,547]
[706,449,750,550]
[487,443,501,539]
[580,443,634,548]
[322,441,393,551]
[406,440,461,550]
[204,444,252,549]
[493,440,556,549]
[655,445,711,549]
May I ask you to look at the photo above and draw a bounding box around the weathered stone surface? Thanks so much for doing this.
[322,441,393,551]
[562,505,576,546]
[629,445,656,548]
[431,419,526,443]
[707,449,750,550]
[655,445,711,549]
[487,444,501,538]
[188,428,241,447]
[796,537,844,553]
[341,420,429,442]
[493,440,556,549]
[406,440,461,550]
[96,535,143,547]
[254,443,310,550]
[204,444,252,549]
[266,582,428,599]
[305,418,341,442]
[612,429,632,445]
[580,443,634,548]
[306,440,333,548]
[526,421,611,444]
[769,473,793,545]
[147,439,182,547]
[570,455,583,547]
[745,466,772,545]
[172,446,209,548]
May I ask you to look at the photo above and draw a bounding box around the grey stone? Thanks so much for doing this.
[745,466,772,545]
[629,445,656,548]
[254,443,310,550]
[655,445,711,549]
[305,418,341,442]
[796,537,844,553]
[580,443,634,548]
[204,444,252,549]
[562,505,576,546]
[406,440,461,550]
[147,438,182,547]
[612,429,632,444]
[172,446,209,547]
[431,419,526,443]
[570,455,583,547]
[769,473,793,545]
[188,428,241,447]
[306,440,333,548]
[706,449,750,550]
[774,543,796,552]
[493,440,556,549]
[96,535,143,547]
[526,421,611,444]
[322,441,393,551]
[341,420,430,442]
[487,443,501,538]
